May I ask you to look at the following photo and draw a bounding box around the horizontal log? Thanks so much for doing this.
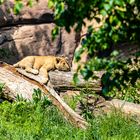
[16,68,102,92]
[106,99,140,115]
[16,68,140,116]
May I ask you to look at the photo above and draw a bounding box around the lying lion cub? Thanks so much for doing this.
[13,56,70,84]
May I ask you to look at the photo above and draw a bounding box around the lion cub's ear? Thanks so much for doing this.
[65,57,69,61]
[58,55,68,60]
[56,57,62,63]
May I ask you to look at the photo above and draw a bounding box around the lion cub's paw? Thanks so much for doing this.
[25,68,39,75]
[31,69,39,75]
[39,77,49,84]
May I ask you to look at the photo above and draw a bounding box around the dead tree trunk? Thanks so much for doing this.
[0,62,88,129]
[106,99,140,116]
[16,68,103,92]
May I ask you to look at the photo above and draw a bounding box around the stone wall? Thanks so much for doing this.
[0,0,79,65]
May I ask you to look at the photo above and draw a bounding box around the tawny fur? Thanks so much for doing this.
[13,56,70,84]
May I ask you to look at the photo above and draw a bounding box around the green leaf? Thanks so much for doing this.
[27,0,33,7]
[52,26,59,40]
[14,2,23,14]
[0,83,4,93]
[112,34,119,42]
[104,3,111,11]
[109,15,114,24]
[0,0,4,4]
[48,0,54,8]
[101,72,111,85]
[102,43,109,50]
[80,69,93,81]
[111,50,119,57]
[100,9,107,16]
[74,48,84,62]
[73,73,79,84]
[115,0,125,6]
[128,0,135,4]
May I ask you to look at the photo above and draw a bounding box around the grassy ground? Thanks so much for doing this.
[0,97,140,140]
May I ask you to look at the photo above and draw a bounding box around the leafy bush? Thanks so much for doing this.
[0,0,139,96]
[108,80,140,103]
[48,0,140,94]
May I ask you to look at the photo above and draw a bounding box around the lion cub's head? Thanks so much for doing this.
[55,56,70,71]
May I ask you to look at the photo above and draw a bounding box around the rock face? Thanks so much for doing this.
[0,0,79,65]
[1,0,139,68]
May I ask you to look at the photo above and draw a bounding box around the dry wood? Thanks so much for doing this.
[10,67,140,117]
[16,68,102,92]
[106,99,140,116]
[6,65,140,117]
[0,62,88,129]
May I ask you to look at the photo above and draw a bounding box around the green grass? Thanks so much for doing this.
[89,111,140,140]
[0,99,140,140]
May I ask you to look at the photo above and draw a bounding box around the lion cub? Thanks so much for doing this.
[13,56,70,84]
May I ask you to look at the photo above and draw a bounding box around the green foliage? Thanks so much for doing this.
[101,57,140,95]
[0,83,4,98]
[108,80,140,103]
[89,111,140,140]
[63,93,80,110]
[0,48,13,59]
[16,88,52,107]
[32,88,52,107]
[78,89,98,120]
[0,0,4,4]
[0,89,81,140]
[0,87,139,139]
[48,0,140,94]
[27,0,34,7]
[0,0,37,14]
[48,0,97,32]
[0,97,140,139]
[1,86,140,139]
[0,83,4,92]
[13,1,23,14]
[51,26,60,40]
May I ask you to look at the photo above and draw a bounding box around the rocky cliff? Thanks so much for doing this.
[0,0,79,65]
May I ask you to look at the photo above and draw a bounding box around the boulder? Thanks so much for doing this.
[0,0,53,27]
[0,0,79,65]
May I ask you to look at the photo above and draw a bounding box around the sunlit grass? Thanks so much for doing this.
[0,99,140,140]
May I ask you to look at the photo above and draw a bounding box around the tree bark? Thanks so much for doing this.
[16,68,103,92]
[0,62,88,129]
[106,99,140,116]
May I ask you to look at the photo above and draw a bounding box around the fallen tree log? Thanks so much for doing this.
[16,68,103,92]
[0,62,88,129]
[106,99,140,116]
